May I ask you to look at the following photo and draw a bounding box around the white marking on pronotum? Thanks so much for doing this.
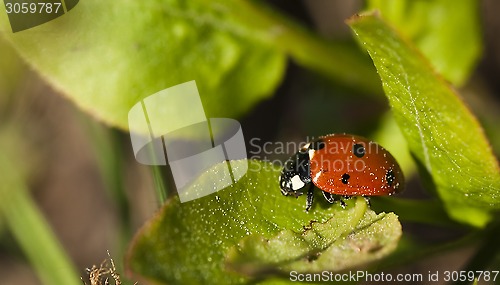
[291,175,305,190]
[308,149,316,159]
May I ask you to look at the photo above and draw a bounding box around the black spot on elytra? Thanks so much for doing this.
[341,173,350,184]
[386,169,395,186]
[353,143,365,158]
[309,139,326,150]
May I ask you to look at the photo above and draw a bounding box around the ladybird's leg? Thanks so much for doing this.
[363,196,371,206]
[322,191,337,204]
[280,186,289,196]
[305,184,314,212]
[333,195,347,208]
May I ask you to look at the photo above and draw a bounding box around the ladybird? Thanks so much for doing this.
[279,134,404,211]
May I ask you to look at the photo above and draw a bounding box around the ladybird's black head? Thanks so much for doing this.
[279,149,311,196]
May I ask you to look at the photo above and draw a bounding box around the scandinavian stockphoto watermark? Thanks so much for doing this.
[247,137,378,173]
[289,270,424,283]
[128,81,247,203]
[288,270,499,283]
[127,82,381,203]
[3,0,79,33]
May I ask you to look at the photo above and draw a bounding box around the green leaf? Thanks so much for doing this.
[127,160,402,284]
[227,204,400,277]
[0,0,286,129]
[367,0,482,86]
[373,113,416,176]
[348,12,500,227]
[0,36,25,111]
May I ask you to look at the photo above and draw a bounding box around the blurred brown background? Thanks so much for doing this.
[1,1,499,284]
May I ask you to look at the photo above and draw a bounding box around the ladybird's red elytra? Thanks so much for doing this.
[279,134,404,211]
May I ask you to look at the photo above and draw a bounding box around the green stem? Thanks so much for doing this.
[82,115,167,210]
[80,117,133,240]
[370,197,461,227]
[228,0,382,95]
[78,117,140,284]
[151,165,167,205]
[376,230,480,271]
[0,135,80,285]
